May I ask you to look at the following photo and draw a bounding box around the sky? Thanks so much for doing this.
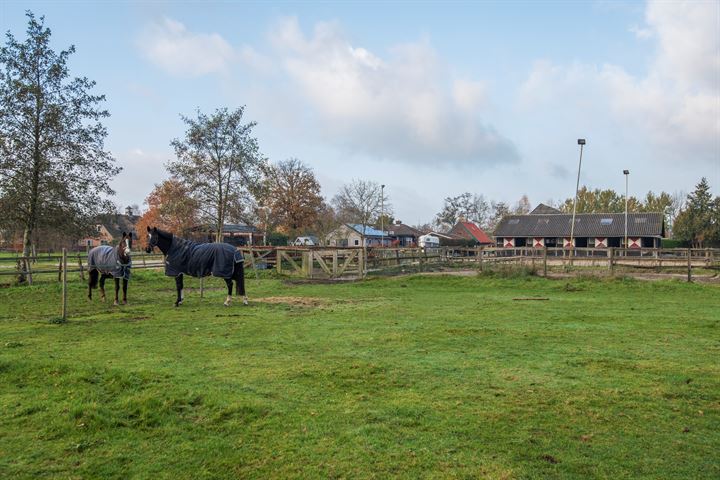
[1,0,719,225]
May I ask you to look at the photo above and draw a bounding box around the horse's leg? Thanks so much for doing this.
[113,277,120,306]
[88,269,98,300]
[235,262,248,305]
[99,274,108,302]
[224,278,232,306]
[175,274,184,307]
[122,278,128,304]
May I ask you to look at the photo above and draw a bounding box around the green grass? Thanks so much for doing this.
[1,271,718,479]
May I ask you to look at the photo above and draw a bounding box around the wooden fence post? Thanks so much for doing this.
[77,254,85,281]
[543,247,548,277]
[276,249,283,275]
[609,247,615,275]
[57,256,63,282]
[687,248,692,282]
[61,248,68,322]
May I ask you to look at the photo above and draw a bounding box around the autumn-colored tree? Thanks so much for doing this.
[259,158,324,237]
[136,179,199,247]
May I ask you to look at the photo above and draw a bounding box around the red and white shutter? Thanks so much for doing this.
[595,237,607,248]
[504,238,515,248]
[628,237,641,248]
[563,237,575,248]
[533,237,544,248]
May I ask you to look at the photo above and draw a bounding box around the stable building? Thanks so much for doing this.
[493,204,665,249]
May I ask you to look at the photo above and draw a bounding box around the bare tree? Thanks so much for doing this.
[168,107,265,242]
[332,179,391,227]
[434,193,490,232]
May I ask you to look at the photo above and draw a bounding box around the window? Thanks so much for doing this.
[508,219,520,225]
[354,239,359,246]
[600,218,613,225]
[537,218,549,224]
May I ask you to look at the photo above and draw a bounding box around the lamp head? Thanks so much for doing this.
[577,139,586,145]
[623,169,630,175]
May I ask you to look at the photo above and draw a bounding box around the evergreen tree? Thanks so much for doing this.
[0,12,120,258]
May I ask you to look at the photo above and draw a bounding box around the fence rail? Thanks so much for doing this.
[2,246,718,283]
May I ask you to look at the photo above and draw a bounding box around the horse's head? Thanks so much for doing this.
[146,226,172,254]
[146,226,159,253]
[118,232,132,264]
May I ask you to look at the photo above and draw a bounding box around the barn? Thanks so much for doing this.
[493,204,665,249]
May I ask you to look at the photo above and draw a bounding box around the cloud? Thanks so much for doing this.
[268,17,519,166]
[518,0,720,163]
[138,17,235,76]
[628,24,652,40]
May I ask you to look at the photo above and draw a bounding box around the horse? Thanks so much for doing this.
[87,232,132,305]
[145,226,248,307]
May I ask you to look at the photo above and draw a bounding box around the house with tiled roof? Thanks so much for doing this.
[448,221,493,245]
[493,210,665,248]
[387,221,423,247]
[77,207,139,249]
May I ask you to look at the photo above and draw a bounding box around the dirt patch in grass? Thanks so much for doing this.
[257,296,329,307]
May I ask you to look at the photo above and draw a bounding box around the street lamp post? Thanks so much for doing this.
[570,139,586,255]
[381,184,385,247]
[623,169,630,251]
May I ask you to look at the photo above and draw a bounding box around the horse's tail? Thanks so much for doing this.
[234,260,245,296]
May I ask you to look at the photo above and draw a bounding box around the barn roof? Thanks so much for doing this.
[493,212,665,238]
[449,221,493,244]
[530,203,562,214]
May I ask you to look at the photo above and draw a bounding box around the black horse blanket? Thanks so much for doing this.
[164,237,243,279]
[88,245,131,280]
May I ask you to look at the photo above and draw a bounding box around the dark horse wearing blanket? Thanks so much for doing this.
[145,227,247,307]
[88,232,132,305]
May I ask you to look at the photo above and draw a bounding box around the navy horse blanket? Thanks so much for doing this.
[164,237,243,279]
[88,245,131,280]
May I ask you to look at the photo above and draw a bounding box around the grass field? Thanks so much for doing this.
[1,271,718,479]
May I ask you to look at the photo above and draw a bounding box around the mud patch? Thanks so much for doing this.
[257,296,328,307]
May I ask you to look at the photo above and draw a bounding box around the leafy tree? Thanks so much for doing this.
[434,193,490,232]
[259,158,323,237]
[0,12,120,259]
[136,179,199,247]
[332,179,390,229]
[673,178,718,247]
[168,107,265,242]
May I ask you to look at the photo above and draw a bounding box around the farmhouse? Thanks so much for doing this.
[493,204,666,248]
[326,224,392,247]
[78,207,139,249]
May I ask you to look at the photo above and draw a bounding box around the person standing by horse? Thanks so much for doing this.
[145,226,248,307]
[87,232,132,305]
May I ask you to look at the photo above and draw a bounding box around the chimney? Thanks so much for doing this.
[395,220,402,225]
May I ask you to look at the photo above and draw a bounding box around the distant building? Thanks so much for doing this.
[386,221,423,247]
[192,223,262,246]
[77,207,139,249]
[448,221,493,245]
[493,204,665,248]
[326,224,391,247]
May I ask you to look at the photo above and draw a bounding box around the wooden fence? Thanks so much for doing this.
[1,246,717,321]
